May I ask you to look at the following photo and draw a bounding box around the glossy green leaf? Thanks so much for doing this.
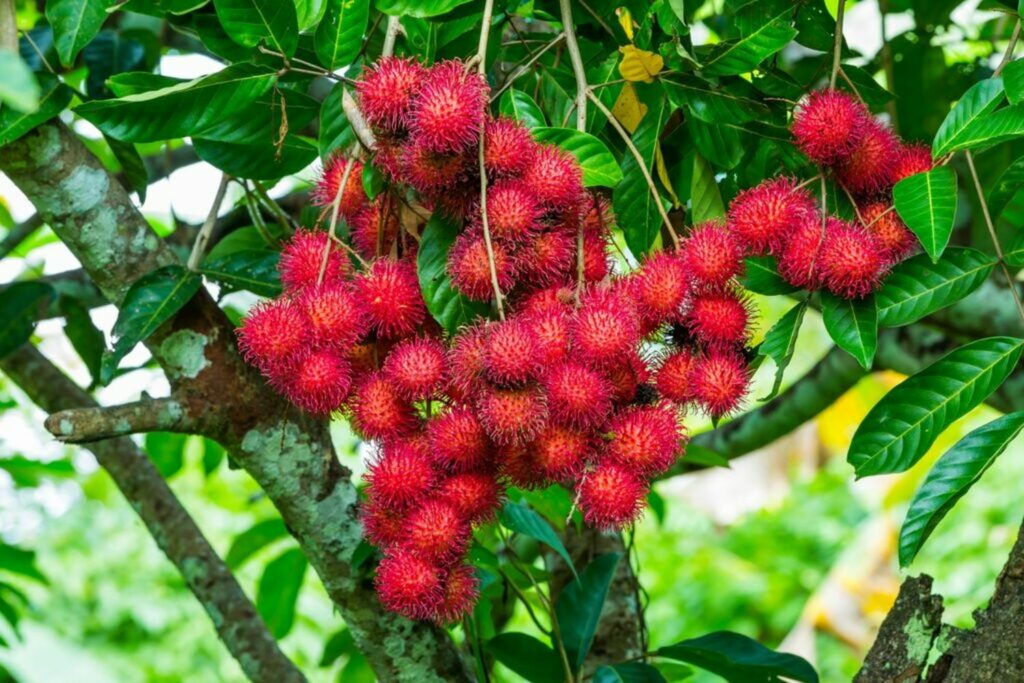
[555,552,621,670]
[0,50,39,112]
[892,167,958,262]
[487,633,563,683]
[225,518,288,568]
[943,103,1024,152]
[1006,231,1024,268]
[656,631,818,683]
[77,63,277,143]
[101,265,202,384]
[144,432,186,478]
[0,74,73,146]
[82,29,147,100]
[594,663,668,683]
[839,64,894,108]
[876,247,997,327]
[375,0,473,18]
[662,75,767,124]
[198,89,319,145]
[499,88,546,129]
[295,0,328,30]
[362,162,385,200]
[201,249,281,297]
[899,411,1024,567]
[932,78,1005,156]
[848,337,1024,477]
[758,301,807,401]
[315,0,369,70]
[531,127,622,187]
[689,152,725,225]
[256,548,306,638]
[46,0,112,66]
[193,135,318,180]
[687,118,742,169]
[213,0,298,56]
[987,154,1024,218]
[60,296,105,385]
[0,282,55,358]
[1003,59,1024,104]
[106,72,183,97]
[499,502,575,577]
[741,255,796,295]
[617,96,669,257]
[318,81,355,159]
[821,291,878,370]
[416,214,490,333]
[699,14,796,77]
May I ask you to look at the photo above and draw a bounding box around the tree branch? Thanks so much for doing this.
[854,575,944,682]
[44,396,193,443]
[0,343,304,683]
[341,87,376,150]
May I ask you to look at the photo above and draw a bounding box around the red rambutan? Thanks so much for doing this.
[727,177,817,255]
[682,220,744,287]
[349,372,421,440]
[582,194,616,233]
[361,500,405,548]
[375,550,443,619]
[656,349,696,403]
[278,229,350,293]
[860,202,916,263]
[483,319,540,385]
[523,305,572,366]
[685,288,753,347]
[819,219,887,298]
[448,229,517,301]
[890,143,933,185]
[427,405,492,472]
[348,342,379,379]
[431,564,480,625]
[409,60,488,155]
[542,360,614,429]
[299,282,368,349]
[778,211,827,290]
[690,348,751,418]
[279,348,353,414]
[355,258,427,339]
[834,119,899,197]
[523,145,584,208]
[581,228,612,282]
[476,384,549,446]
[400,499,471,563]
[349,201,400,260]
[576,462,648,529]
[356,56,427,136]
[604,404,684,476]
[448,323,489,398]
[436,471,501,523]
[365,438,436,508]
[791,89,870,165]
[401,143,470,193]
[516,229,576,287]
[237,298,309,374]
[532,424,593,480]
[632,250,691,328]
[382,336,448,400]
[603,349,651,403]
[498,444,549,489]
[484,117,537,178]
[571,288,641,365]
[311,156,367,218]
[483,180,541,242]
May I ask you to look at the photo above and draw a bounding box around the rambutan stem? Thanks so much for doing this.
[587,90,680,248]
[326,231,369,269]
[382,15,401,57]
[251,180,293,236]
[795,173,822,190]
[319,153,356,284]
[838,182,866,225]
[996,20,1022,77]
[187,173,230,271]
[965,149,1024,323]
[560,0,588,132]
[829,0,846,89]
[341,87,376,151]
[0,0,16,53]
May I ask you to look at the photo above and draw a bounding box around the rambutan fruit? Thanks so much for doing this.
[355,56,427,136]
[427,405,492,472]
[280,348,353,414]
[375,550,443,619]
[400,499,471,563]
[860,202,916,263]
[576,462,648,529]
[349,372,421,440]
[431,564,480,625]
[604,404,684,476]
[834,119,899,197]
[448,229,517,302]
[727,177,817,255]
[532,424,593,480]
[571,288,641,365]
[299,282,368,349]
[581,194,616,233]
[682,220,744,287]
[523,145,584,208]
[349,201,400,260]
[348,342,379,379]
[355,258,427,339]
[890,143,933,185]
[791,89,869,165]
[690,348,751,418]
[237,298,309,374]
[542,360,613,429]
[582,228,612,282]
[278,229,350,293]
[484,117,537,178]
[365,438,436,508]
[401,143,470,193]
[497,444,549,489]
[409,60,488,155]
[436,471,501,523]
[632,250,691,328]
[373,140,404,182]
[382,337,448,400]
[311,156,367,218]
[448,323,489,398]
[361,499,405,548]
[476,384,549,446]
[516,229,576,287]
[778,212,827,290]
[603,350,651,403]
[519,284,576,315]
[685,288,753,347]
[523,305,572,366]
[483,319,540,385]
[655,349,696,403]
[483,180,541,242]
[820,219,887,298]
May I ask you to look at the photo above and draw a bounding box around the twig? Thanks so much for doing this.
[495,565,551,635]
[0,0,15,52]
[490,33,566,102]
[327,231,369,269]
[319,154,356,284]
[476,0,506,320]
[795,173,822,190]
[188,173,230,271]
[965,149,1024,323]
[879,0,898,131]
[560,0,587,131]
[864,203,896,229]
[839,182,866,224]
[341,87,377,151]
[995,19,1023,77]
[44,397,190,443]
[837,67,864,104]
[382,15,401,57]
[577,0,616,38]
[586,90,679,247]
[830,0,846,89]
[251,180,294,235]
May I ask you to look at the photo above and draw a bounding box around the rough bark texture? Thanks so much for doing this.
[0,121,473,683]
[855,576,944,683]
[0,344,304,683]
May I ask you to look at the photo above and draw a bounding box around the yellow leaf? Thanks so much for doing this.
[616,7,634,42]
[617,45,664,84]
[655,143,681,208]
[611,82,647,134]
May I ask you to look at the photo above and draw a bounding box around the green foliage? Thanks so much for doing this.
[487,633,563,683]
[0,50,39,112]
[531,128,623,187]
[655,631,818,683]
[46,0,114,67]
[0,282,54,359]
[821,292,878,371]
[758,300,807,401]
[416,214,489,334]
[201,249,281,297]
[213,0,298,56]
[892,168,958,262]
[0,74,72,146]
[876,248,996,328]
[315,0,370,69]
[498,502,575,577]
[554,553,621,671]
[256,548,306,638]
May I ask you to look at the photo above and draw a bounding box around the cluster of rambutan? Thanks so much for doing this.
[726,89,933,299]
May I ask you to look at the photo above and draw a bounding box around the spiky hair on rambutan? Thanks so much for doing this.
[581,229,612,283]
[655,349,696,404]
[576,461,648,529]
[484,117,537,178]
[604,403,685,476]
[448,229,517,302]
[382,336,448,400]
[431,564,480,625]
[476,384,549,446]
[531,424,594,481]
[819,219,888,299]
[436,471,502,523]
[427,405,493,473]
[278,230,350,293]
[834,119,899,197]
[860,202,917,264]
[497,443,549,489]
[690,348,751,418]
[603,349,651,403]
[582,194,616,233]
[727,177,817,256]
[791,89,870,165]
[447,322,489,399]
[515,229,576,288]
[349,372,421,440]
[355,56,427,136]
[541,360,614,429]
[361,499,405,549]
[278,348,353,414]
[481,180,541,242]
[401,143,471,194]
[355,258,427,339]
[348,342,379,380]
[365,438,436,508]
[374,550,444,620]
[399,499,472,563]
[408,60,488,155]
[631,250,691,328]
[685,286,754,348]
[571,287,641,366]
[349,200,400,260]
[778,211,827,291]
[682,220,745,287]
[522,303,572,366]
[236,298,310,375]
[890,143,934,185]
[299,282,368,349]
[483,318,541,385]
[311,156,367,219]
[523,145,584,208]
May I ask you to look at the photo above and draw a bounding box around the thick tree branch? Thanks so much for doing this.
[45,396,193,443]
[0,343,304,683]
[855,575,944,682]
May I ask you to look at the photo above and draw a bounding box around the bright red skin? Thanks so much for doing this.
[656,349,697,404]
[531,424,594,480]
[409,60,488,154]
[475,384,549,446]
[632,250,691,328]
[483,318,541,385]
[356,259,427,339]
[523,145,584,208]
[349,372,421,441]
[542,360,614,429]
[278,230,350,294]
[686,288,754,347]
[448,229,517,302]
[727,177,817,256]
[365,438,436,508]
[374,550,444,620]
[430,564,480,625]
[436,471,502,523]
[890,143,933,185]
[683,221,744,287]
[279,348,353,414]
[383,337,449,400]
[860,202,917,264]
[349,201,400,260]
[791,89,870,165]
[299,282,368,349]
[819,219,887,299]
[356,56,427,136]
[484,117,537,178]
[399,499,471,563]
[834,119,899,197]
[482,180,541,243]
[427,405,493,473]
[604,404,684,476]
[778,211,828,291]
[577,462,648,529]
[236,298,310,375]
[690,348,751,418]
[311,156,367,219]
[571,288,641,366]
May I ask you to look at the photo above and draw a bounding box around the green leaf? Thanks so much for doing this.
[531,127,622,187]
[416,214,490,334]
[899,411,1024,567]
[60,296,105,385]
[987,154,1024,218]
[594,663,668,683]
[201,249,281,297]
[684,443,730,468]
[46,0,113,67]
[876,247,997,327]
[375,0,473,18]
[0,73,73,147]
[555,552,621,671]
[617,96,669,257]
[193,135,318,180]
[838,64,894,108]
[662,75,768,124]
[892,167,958,262]
[198,89,319,145]
[106,135,149,202]
[932,79,1006,156]
[689,152,725,224]
[487,633,563,683]
[106,72,184,97]
[944,103,1024,152]
[0,544,47,584]
[1007,231,1024,268]
[821,291,878,370]
[699,14,797,77]
[848,337,1024,477]
[0,457,74,488]
[144,432,186,478]
[101,265,202,384]
[687,118,742,170]
[758,301,807,401]
[499,502,576,577]
[1003,59,1024,104]
[0,50,40,112]
[0,282,55,359]
[256,548,307,638]
[213,0,298,56]
[76,63,277,143]
[499,88,546,129]
[315,0,369,70]
[320,627,355,667]
[740,255,796,295]
[318,81,355,159]
[225,518,288,568]
[656,631,818,683]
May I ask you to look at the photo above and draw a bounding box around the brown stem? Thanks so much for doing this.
[560,0,588,131]
[994,19,1022,77]
[829,0,846,88]
[476,0,506,320]
[188,172,230,271]
[45,397,193,443]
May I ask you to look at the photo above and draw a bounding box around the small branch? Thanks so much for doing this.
[0,0,16,52]
[879,0,899,131]
[382,15,401,57]
[341,87,377,151]
[837,67,864,104]
[490,33,565,102]
[560,0,587,131]
[187,173,230,271]
[964,149,1024,323]
[995,19,1022,77]
[0,214,43,260]
[829,0,846,88]
[319,152,357,283]
[251,180,294,235]
[586,90,678,248]
[45,396,192,443]
[476,0,506,320]
[839,182,866,224]
[577,0,616,38]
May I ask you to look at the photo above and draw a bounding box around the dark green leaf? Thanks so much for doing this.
[315,0,369,70]
[0,544,47,584]
[321,627,355,667]
[987,154,1024,218]
[375,0,473,18]
[0,282,55,359]
[1006,231,1024,268]
[82,30,147,100]
[362,162,385,200]
[699,14,796,77]
[1002,59,1024,104]
[689,152,725,225]
[46,0,113,67]
[656,631,818,683]
[531,127,622,187]
[899,411,1024,566]
[617,95,669,257]
[193,136,318,180]
[106,72,183,97]
[416,214,490,334]
[943,102,1024,152]
[555,553,622,670]
[838,65,894,108]
[876,247,996,327]
[201,438,225,475]
[101,265,202,384]
[295,0,328,30]
[684,443,731,468]
[758,301,807,401]
[499,502,575,576]
[687,118,742,169]
[0,73,73,146]
[487,633,563,683]
[60,296,105,384]
[256,548,307,638]
[499,88,546,129]
[848,337,1024,477]
[144,432,186,478]
[821,291,878,370]
[198,89,319,145]
[932,79,1006,156]
[892,167,958,262]
[740,256,797,295]
[0,49,39,112]
[663,75,768,124]
[226,518,289,568]
[194,12,256,61]
[202,249,281,297]
[319,81,355,158]
[213,0,298,56]
[594,663,668,683]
